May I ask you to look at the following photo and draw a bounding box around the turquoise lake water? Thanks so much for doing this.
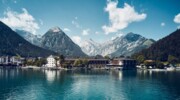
[0,69,180,100]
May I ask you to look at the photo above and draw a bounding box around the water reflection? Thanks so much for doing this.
[118,71,123,80]
[45,70,56,83]
[0,69,20,79]
[0,69,180,100]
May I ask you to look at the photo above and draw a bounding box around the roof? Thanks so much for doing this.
[144,60,155,62]
[65,58,109,61]
[113,58,135,61]
[47,55,55,58]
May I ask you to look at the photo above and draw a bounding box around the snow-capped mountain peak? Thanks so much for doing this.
[41,27,87,57]
[79,32,155,57]
[49,26,62,33]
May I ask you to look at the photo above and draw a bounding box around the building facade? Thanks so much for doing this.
[46,55,56,68]
[108,58,137,70]
[10,56,24,66]
[88,59,109,67]
[64,58,109,68]
[0,56,24,66]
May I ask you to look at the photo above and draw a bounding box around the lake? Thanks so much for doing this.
[0,68,180,100]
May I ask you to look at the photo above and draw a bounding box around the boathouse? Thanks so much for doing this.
[107,58,136,70]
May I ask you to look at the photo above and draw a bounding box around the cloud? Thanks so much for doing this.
[0,8,39,34]
[72,17,81,28]
[63,28,71,32]
[71,36,82,46]
[161,22,165,27]
[178,26,180,29]
[75,17,78,20]
[174,13,180,23]
[2,0,17,4]
[39,19,43,25]
[102,0,147,34]
[14,0,17,3]
[72,20,80,28]
[95,31,99,34]
[82,29,90,36]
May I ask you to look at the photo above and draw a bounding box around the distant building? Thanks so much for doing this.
[88,59,109,67]
[0,56,24,66]
[107,58,136,70]
[46,55,57,68]
[0,56,8,64]
[64,58,109,67]
[143,60,156,69]
[26,57,36,62]
[10,56,24,66]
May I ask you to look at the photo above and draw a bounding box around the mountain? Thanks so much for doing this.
[15,29,41,47]
[80,39,101,56]
[133,29,180,61]
[80,32,155,57]
[41,27,87,57]
[110,33,155,57]
[0,21,56,57]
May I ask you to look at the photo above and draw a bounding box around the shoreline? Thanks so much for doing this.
[1,66,180,72]
[0,66,120,71]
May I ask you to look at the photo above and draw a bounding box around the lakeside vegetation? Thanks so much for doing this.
[23,58,47,67]
[132,29,180,68]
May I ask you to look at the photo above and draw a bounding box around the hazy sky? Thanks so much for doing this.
[0,0,180,43]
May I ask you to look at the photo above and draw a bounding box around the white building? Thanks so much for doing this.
[0,56,24,66]
[0,56,5,64]
[0,56,10,64]
[46,55,56,68]
[10,56,23,66]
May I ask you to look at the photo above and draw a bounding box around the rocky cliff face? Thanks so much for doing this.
[80,32,155,57]
[15,29,41,47]
[41,27,87,57]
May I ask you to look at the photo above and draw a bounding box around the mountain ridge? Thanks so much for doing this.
[15,29,41,47]
[132,29,180,61]
[80,32,155,57]
[15,26,155,57]
[0,21,56,57]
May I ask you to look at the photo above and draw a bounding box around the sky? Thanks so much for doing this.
[0,0,180,44]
